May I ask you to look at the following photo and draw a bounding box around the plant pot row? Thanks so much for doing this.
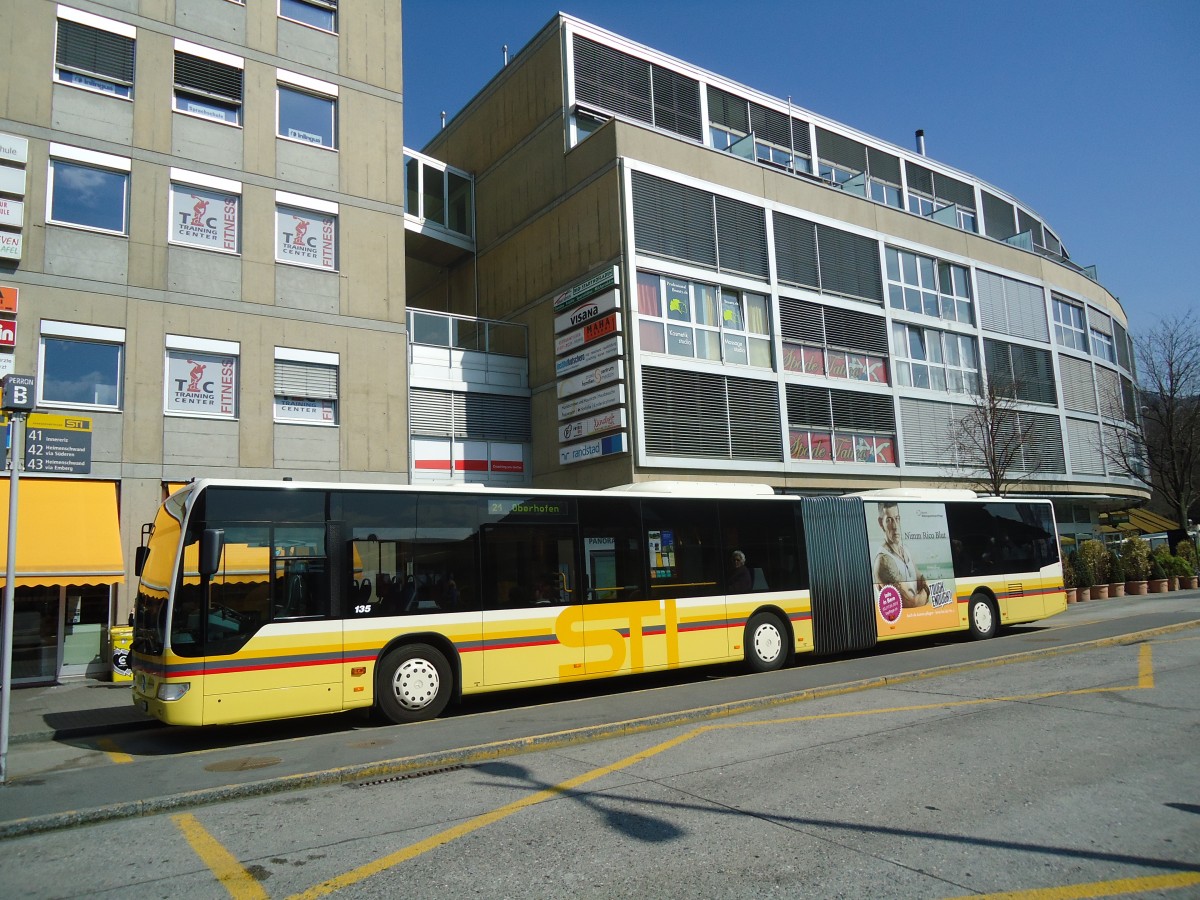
[1072,576,1200,601]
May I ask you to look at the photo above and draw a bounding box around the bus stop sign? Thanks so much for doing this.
[1,374,35,411]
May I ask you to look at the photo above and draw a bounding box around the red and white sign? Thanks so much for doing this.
[0,197,24,229]
[554,312,621,355]
[0,319,14,348]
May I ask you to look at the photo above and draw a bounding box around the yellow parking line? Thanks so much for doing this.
[288,645,1158,898]
[941,869,1200,899]
[173,813,269,900]
[96,738,133,764]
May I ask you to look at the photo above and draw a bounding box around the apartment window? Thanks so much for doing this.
[885,247,973,324]
[169,170,241,253]
[38,321,124,409]
[892,323,980,395]
[274,349,338,425]
[275,191,338,270]
[1053,298,1089,352]
[780,298,889,385]
[174,41,243,125]
[55,8,135,98]
[637,273,771,368]
[1091,325,1116,364]
[277,71,337,148]
[786,384,896,465]
[47,145,131,235]
[280,0,337,33]
[164,335,239,419]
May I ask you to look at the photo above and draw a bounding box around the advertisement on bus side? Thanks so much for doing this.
[865,501,959,635]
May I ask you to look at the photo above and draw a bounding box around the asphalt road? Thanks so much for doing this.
[0,595,1198,898]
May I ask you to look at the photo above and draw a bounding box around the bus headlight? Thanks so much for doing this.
[157,683,191,702]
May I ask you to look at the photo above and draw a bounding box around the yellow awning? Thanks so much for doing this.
[0,479,125,587]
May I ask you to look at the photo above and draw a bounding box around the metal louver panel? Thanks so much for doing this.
[933,173,975,209]
[1114,321,1131,370]
[1067,418,1104,475]
[773,213,819,289]
[1086,306,1111,333]
[573,36,652,123]
[830,389,895,432]
[779,297,825,344]
[1002,342,1057,405]
[1019,411,1065,473]
[790,118,811,156]
[815,224,883,303]
[801,496,876,656]
[707,86,749,132]
[899,398,965,466]
[57,19,135,85]
[982,191,1016,240]
[409,388,530,441]
[652,64,703,140]
[823,306,888,356]
[1058,355,1097,413]
[175,52,243,102]
[905,161,934,195]
[786,384,833,429]
[715,195,768,278]
[1004,277,1050,343]
[749,102,791,147]
[866,147,901,184]
[274,360,338,400]
[631,171,717,267]
[727,376,783,461]
[641,366,780,461]
[815,127,867,171]
[1017,209,1044,246]
[975,271,1009,333]
[1096,367,1122,420]
[1121,377,1137,423]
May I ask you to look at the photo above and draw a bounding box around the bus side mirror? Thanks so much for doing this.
[199,528,225,577]
[134,545,150,578]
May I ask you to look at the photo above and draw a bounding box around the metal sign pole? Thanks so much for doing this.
[1,412,24,784]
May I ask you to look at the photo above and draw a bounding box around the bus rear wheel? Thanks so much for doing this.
[376,643,452,723]
[744,612,788,673]
[967,593,998,640]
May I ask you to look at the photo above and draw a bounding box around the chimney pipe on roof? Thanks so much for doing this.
[503,44,509,66]
[915,129,926,156]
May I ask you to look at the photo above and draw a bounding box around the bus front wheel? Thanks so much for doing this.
[967,594,998,640]
[376,643,453,723]
[744,612,788,673]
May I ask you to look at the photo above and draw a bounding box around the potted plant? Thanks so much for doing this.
[1074,551,1094,602]
[1148,555,1168,593]
[1063,552,1077,603]
[1107,549,1125,597]
[1080,539,1109,600]
[1175,540,1199,589]
[1122,534,1151,595]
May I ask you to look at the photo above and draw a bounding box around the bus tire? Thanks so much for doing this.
[376,643,452,723]
[744,612,788,673]
[967,593,998,640]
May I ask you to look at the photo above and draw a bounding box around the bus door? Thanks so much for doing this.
[578,497,724,676]
[480,518,582,687]
[801,497,877,655]
[184,523,341,724]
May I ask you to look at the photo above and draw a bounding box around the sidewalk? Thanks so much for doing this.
[3,678,156,745]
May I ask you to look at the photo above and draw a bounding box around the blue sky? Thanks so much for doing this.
[402,1,1199,331]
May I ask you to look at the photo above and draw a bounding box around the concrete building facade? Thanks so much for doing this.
[417,15,1146,529]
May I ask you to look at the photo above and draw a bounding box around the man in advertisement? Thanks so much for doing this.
[873,501,930,608]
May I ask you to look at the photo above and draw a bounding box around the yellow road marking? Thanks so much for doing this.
[175,643,1166,899]
[941,869,1200,899]
[173,813,269,900]
[95,738,133,764]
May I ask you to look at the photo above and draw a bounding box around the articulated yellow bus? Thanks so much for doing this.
[130,479,1065,726]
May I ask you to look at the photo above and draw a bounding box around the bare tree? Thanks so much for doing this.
[950,375,1040,496]
[1108,313,1200,528]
